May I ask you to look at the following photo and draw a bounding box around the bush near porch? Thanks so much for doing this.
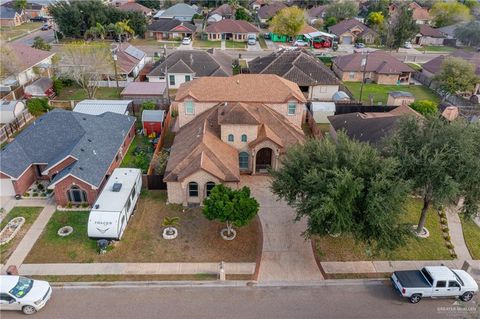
[314,199,452,262]
[460,215,480,260]
[344,82,440,105]
[1,207,43,264]
[25,190,260,263]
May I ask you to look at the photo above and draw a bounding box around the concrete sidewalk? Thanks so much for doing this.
[445,204,472,260]
[19,262,256,276]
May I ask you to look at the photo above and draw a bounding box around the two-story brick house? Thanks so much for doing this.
[164,74,306,206]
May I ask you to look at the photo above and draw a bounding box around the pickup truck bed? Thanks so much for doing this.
[393,270,430,288]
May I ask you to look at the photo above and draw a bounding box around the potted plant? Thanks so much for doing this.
[162,216,179,240]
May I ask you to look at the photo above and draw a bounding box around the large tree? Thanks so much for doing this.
[203,185,259,240]
[385,115,480,234]
[430,2,472,27]
[13,0,27,10]
[384,3,418,50]
[271,134,411,253]
[454,21,480,48]
[137,0,161,10]
[324,0,358,22]
[58,42,114,99]
[433,57,479,96]
[270,6,305,39]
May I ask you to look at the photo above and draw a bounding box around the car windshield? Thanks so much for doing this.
[9,277,33,298]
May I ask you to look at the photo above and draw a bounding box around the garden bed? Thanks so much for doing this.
[120,133,154,173]
[314,199,452,262]
[25,190,260,263]
[460,215,480,260]
[0,207,43,264]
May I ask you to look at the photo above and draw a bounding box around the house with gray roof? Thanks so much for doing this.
[147,49,232,89]
[147,18,196,41]
[0,6,26,27]
[0,109,136,206]
[156,3,198,22]
[248,48,340,101]
[328,18,377,45]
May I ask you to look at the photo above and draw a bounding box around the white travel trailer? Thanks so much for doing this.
[88,168,142,240]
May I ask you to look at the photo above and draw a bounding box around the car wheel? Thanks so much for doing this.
[22,305,37,315]
[409,294,422,304]
[460,292,474,302]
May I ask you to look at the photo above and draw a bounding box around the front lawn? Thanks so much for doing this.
[55,85,121,100]
[460,215,480,260]
[258,36,268,49]
[0,22,43,41]
[416,45,456,53]
[314,199,452,261]
[1,207,43,263]
[344,82,441,105]
[193,39,221,48]
[130,38,181,47]
[25,191,260,263]
[226,41,246,49]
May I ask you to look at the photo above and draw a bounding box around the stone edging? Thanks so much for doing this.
[0,217,25,246]
[56,206,90,212]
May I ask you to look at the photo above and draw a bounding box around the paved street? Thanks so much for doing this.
[11,29,55,46]
[2,282,478,319]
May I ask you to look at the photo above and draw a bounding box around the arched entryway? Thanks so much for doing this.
[255,147,272,172]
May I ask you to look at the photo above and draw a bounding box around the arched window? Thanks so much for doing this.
[67,186,87,204]
[239,152,249,170]
[241,134,247,142]
[228,134,234,142]
[188,182,198,197]
[205,182,216,197]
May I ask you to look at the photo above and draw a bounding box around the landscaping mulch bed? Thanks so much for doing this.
[25,190,260,263]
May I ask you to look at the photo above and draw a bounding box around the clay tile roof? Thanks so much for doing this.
[205,19,260,33]
[333,51,413,74]
[6,43,54,72]
[419,24,443,38]
[410,2,430,21]
[257,2,286,19]
[250,123,283,148]
[218,102,261,125]
[118,2,152,14]
[175,74,306,103]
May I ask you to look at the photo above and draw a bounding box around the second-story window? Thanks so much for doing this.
[169,75,175,86]
[185,100,195,115]
[241,134,247,142]
[228,134,234,142]
[185,75,191,82]
[288,102,296,115]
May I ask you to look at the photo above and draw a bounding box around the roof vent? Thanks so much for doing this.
[80,148,85,152]
[112,183,122,192]
[79,167,84,171]
[83,117,87,120]
[88,138,92,142]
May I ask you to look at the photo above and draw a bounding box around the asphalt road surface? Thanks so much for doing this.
[1,281,478,319]
[12,29,55,46]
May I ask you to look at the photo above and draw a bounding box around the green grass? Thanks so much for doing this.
[416,45,456,53]
[258,36,268,49]
[344,82,441,105]
[460,215,480,260]
[120,134,153,172]
[0,22,43,41]
[130,38,181,47]
[314,198,452,261]
[407,63,422,72]
[55,86,121,100]
[0,207,43,263]
[193,39,221,48]
[226,40,246,49]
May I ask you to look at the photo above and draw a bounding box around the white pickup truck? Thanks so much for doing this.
[391,266,478,303]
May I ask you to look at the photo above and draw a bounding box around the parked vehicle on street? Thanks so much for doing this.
[41,24,50,31]
[293,39,309,47]
[404,41,413,49]
[0,276,52,315]
[354,42,365,49]
[391,266,478,304]
[88,168,142,240]
[30,16,47,22]
[181,37,191,45]
[247,34,256,45]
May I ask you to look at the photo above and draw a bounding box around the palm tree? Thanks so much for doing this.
[95,23,106,40]
[162,216,180,236]
[115,20,135,41]
[106,23,123,41]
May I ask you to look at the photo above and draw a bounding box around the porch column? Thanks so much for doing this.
[274,148,280,170]
[251,150,256,175]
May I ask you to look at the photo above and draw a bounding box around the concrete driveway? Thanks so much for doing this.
[246,42,262,51]
[240,176,323,282]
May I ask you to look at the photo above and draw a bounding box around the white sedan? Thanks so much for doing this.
[182,37,192,45]
[293,39,309,47]
[0,276,52,315]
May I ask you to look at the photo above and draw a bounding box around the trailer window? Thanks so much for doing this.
[130,185,136,201]
[421,268,433,285]
[126,197,131,212]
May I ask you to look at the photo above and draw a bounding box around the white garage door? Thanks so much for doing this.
[343,36,352,44]
[0,179,15,196]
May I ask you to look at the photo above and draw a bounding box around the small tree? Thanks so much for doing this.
[409,100,438,116]
[323,16,337,28]
[235,7,252,21]
[13,0,27,10]
[162,216,180,235]
[384,3,419,50]
[324,0,358,22]
[270,6,305,39]
[134,151,150,173]
[430,2,472,27]
[32,36,51,51]
[434,57,479,96]
[137,0,161,10]
[27,98,51,116]
[366,11,384,28]
[203,185,259,240]
[151,151,169,175]
[141,100,156,110]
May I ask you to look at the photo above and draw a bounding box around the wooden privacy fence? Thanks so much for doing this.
[305,110,323,139]
[0,110,33,144]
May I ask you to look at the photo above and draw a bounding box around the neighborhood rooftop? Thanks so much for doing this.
[334,51,414,74]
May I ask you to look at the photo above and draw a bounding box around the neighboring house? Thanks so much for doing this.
[208,3,235,22]
[389,2,431,25]
[0,100,25,124]
[2,1,47,18]
[142,110,165,136]
[147,49,232,89]
[422,50,480,95]
[164,95,305,205]
[73,100,132,116]
[103,44,146,87]
[248,49,340,101]
[413,24,444,46]
[147,18,196,40]
[205,19,259,41]
[0,6,25,27]
[306,5,327,24]
[24,77,54,98]
[328,104,421,146]
[120,82,167,106]
[1,43,54,87]
[0,109,136,203]
[332,51,414,85]
[156,3,198,22]
[250,0,268,11]
[438,22,467,46]
[328,18,377,44]
[118,2,152,16]
[257,2,286,24]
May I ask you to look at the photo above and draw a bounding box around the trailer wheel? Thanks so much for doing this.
[460,292,474,302]
[409,294,422,304]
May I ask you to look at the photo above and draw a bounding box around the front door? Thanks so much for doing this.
[0,293,19,310]
[256,148,272,172]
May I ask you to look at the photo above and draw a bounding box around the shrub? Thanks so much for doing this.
[53,77,64,95]
[170,108,178,118]
[41,192,46,197]
[66,202,73,209]
[134,151,151,173]
[37,183,45,191]
[409,100,438,116]
[151,150,169,175]
[46,189,53,194]
[440,218,448,225]
[23,192,30,197]
[32,192,38,197]
[141,100,156,110]
[438,211,446,218]
[442,227,449,233]
[27,98,51,117]
[81,203,89,208]
[443,235,451,241]
[446,243,454,249]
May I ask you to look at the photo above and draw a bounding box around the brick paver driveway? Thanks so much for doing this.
[240,176,323,282]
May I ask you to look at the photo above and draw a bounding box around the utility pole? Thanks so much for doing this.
[359,50,369,104]
[111,45,120,90]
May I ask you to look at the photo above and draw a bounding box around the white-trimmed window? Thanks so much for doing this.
[239,152,249,170]
[188,182,198,197]
[288,102,296,115]
[349,72,355,80]
[241,134,247,142]
[185,100,195,115]
[228,134,234,142]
